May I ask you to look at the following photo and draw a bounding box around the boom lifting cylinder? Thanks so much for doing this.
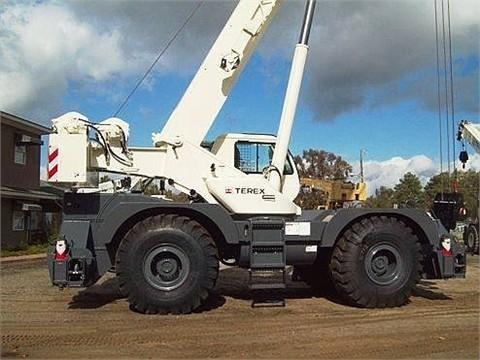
[269,0,316,191]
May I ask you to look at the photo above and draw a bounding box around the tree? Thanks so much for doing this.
[293,155,306,177]
[424,172,450,204]
[293,149,353,209]
[167,190,189,203]
[144,183,161,196]
[294,187,327,210]
[458,170,480,219]
[393,172,425,208]
[294,149,352,180]
[365,186,394,208]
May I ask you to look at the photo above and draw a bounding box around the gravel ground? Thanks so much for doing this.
[1,256,479,359]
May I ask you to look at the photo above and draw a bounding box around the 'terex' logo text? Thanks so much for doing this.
[225,187,265,195]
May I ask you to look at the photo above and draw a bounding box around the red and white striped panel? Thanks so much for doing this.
[48,147,59,181]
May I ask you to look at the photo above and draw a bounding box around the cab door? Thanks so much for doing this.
[233,141,300,201]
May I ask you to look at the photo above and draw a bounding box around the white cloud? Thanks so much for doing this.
[297,0,480,120]
[352,155,437,196]
[1,0,478,125]
[0,1,237,122]
[351,151,480,196]
[0,2,139,122]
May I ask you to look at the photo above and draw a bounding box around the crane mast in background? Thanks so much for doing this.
[458,121,480,156]
[457,120,480,254]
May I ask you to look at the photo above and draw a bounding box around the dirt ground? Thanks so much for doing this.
[1,256,479,359]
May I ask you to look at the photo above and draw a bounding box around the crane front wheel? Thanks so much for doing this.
[330,217,421,308]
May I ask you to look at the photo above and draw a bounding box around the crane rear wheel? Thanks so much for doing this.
[116,214,218,314]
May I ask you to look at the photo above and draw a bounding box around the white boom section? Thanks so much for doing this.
[153,0,281,147]
[269,44,308,190]
[458,120,480,154]
[47,0,303,215]
[269,0,315,191]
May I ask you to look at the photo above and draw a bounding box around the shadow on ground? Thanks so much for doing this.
[216,267,453,306]
[411,280,452,301]
[67,267,452,311]
[68,275,226,312]
[68,277,124,309]
[216,267,363,308]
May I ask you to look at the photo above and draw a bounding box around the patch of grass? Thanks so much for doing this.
[1,243,50,258]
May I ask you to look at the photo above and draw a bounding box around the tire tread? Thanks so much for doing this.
[116,214,218,314]
[330,216,421,308]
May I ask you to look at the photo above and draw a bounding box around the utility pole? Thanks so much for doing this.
[360,149,366,183]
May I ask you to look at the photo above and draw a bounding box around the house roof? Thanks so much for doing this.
[0,186,61,201]
[0,111,52,135]
[39,181,66,197]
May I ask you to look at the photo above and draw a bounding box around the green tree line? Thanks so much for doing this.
[292,149,479,218]
[366,170,479,220]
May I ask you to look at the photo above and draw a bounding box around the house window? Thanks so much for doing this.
[12,211,25,231]
[14,145,26,165]
[29,211,43,230]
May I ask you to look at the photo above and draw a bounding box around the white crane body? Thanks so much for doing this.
[46,0,466,314]
[49,0,301,215]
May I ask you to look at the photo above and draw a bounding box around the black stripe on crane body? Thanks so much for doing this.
[59,192,448,280]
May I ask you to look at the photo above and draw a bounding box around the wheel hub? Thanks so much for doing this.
[158,259,176,273]
[467,232,475,248]
[365,243,402,286]
[156,258,180,281]
[371,256,387,275]
[143,244,190,291]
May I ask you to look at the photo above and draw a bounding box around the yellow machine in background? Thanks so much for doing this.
[300,149,367,209]
[300,177,367,209]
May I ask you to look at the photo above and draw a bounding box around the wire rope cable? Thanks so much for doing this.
[112,1,204,117]
[434,0,458,193]
[447,0,457,181]
[434,0,445,192]
[441,0,451,179]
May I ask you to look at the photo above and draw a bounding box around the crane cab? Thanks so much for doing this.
[210,133,301,202]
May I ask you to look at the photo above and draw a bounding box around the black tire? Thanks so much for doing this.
[465,225,479,254]
[330,216,421,308]
[116,214,218,314]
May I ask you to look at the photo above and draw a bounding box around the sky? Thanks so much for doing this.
[1,0,479,195]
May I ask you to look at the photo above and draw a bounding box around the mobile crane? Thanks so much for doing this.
[457,120,480,254]
[47,0,465,314]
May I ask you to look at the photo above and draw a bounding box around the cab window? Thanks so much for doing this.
[234,141,293,175]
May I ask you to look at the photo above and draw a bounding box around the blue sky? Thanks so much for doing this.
[62,44,477,164]
[1,0,479,193]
